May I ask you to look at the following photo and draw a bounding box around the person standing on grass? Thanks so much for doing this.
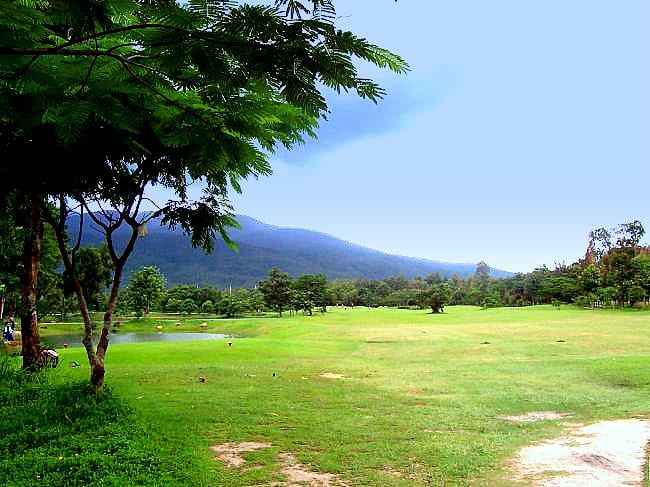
[3,319,13,342]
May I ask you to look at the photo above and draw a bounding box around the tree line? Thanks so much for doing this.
[3,219,647,328]
[322,221,650,310]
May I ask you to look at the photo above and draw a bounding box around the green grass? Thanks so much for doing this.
[3,305,650,485]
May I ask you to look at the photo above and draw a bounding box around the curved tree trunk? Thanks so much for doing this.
[20,199,42,370]
[90,335,107,388]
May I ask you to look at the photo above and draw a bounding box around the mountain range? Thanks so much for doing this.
[72,214,512,287]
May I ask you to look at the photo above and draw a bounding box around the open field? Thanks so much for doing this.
[3,305,650,485]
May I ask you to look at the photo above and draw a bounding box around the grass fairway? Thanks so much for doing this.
[4,305,650,485]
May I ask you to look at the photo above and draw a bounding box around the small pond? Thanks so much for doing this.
[41,332,235,349]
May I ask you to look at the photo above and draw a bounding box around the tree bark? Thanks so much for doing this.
[20,199,43,370]
[90,262,125,389]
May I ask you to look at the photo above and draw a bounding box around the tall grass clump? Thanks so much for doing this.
[0,354,174,486]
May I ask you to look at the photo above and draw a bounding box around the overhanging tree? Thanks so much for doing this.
[0,0,407,385]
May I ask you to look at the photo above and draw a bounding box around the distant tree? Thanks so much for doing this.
[448,275,470,305]
[615,221,645,249]
[125,267,166,317]
[541,276,578,304]
[327,280,358,307]
[289,288,310,315]
[180,298,198,315]
[39,279,75,321]
[201,300,215,315]
[165,298,181,313]
[575,293,598,309]
[578,264,601,295]
[64,246,112,311]
[598,287,617,308]
[164,285,199,308]
[383,288,420,307]
[419,283,451,313]
[474,261,491,291]
[356,279,391,307]
[384,276,411,291]
[482,292,501,309]
[259,269,292,317]
[248,289,266,313]
[221,291,245,318]
[632,254,650,294]
[628,285,646,306]
[294,274,328,314]
[589,227,613,264]
[603,250,636,304]
[425,272,443,285]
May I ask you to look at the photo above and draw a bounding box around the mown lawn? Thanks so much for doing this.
[3,305,650,485]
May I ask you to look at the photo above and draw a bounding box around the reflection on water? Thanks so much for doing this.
[42,332,235,348]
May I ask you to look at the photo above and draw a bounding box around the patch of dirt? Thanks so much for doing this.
[210,441,272,467]
[279,452,348,486]
[382,466,403,478]
[320,372,345,380]
[212,443,349,485]
[508,419,650,486]
[503,411,571,423]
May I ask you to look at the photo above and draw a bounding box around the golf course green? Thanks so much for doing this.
[2,305,650,485]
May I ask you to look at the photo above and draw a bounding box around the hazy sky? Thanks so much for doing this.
[186,1,650,273]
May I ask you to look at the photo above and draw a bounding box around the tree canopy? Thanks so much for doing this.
[0,0,407,382]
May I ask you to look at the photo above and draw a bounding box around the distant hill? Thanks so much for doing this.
[70,214,511,287]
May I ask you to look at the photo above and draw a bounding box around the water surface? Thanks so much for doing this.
[42,332,234,349]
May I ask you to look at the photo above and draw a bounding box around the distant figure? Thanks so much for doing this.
[2,321,13,342]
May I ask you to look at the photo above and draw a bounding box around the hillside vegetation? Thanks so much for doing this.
[69,214,511,287]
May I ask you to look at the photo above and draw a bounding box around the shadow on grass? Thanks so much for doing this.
[0,355,174,486]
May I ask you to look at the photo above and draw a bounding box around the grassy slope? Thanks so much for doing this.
[5,306,650,485]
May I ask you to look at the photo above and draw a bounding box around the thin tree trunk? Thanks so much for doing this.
[91,262,124,388]
[43,191,146,389]
[20,199,42,370]
[49,216,96,369]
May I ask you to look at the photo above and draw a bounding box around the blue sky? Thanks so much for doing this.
[174,1,650,273]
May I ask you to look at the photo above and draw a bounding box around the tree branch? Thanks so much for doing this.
[72,205,84,254]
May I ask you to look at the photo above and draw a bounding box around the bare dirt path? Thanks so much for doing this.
[209,442,272,467]
[502,411,571,423]
[508,419,650,486]
[212,442,348,486]
[278,452,348,486]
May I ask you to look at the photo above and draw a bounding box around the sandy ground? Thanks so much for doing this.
[278,452,348,486]
[508,419,650,486]
[503,411,571,423]
[209,442,272,467]
[213,442,348,486]
[319,372,345,380]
